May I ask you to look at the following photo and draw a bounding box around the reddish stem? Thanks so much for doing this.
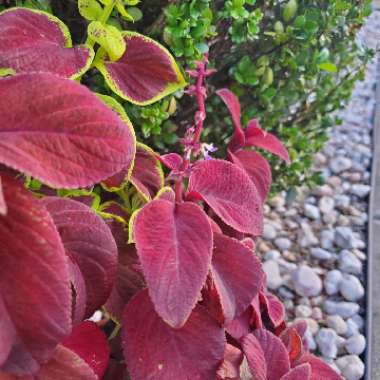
[173,54,211,202]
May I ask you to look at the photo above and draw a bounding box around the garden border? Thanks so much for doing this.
[366,8,380,376]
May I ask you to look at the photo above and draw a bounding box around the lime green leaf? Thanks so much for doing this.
[88,21,126,61]
[78,0,103,21]
[318,62,337,72]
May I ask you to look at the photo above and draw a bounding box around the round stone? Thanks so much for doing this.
[324,270,343,296]
[339,274,364,302]
[262,260,283,290]
[345,334,366,355]
[292,265,322,297]
[336,355,365,380]
[316,328,338,358]
[326,315,348,336]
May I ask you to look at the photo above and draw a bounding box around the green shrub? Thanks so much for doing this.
[4,0,374,193]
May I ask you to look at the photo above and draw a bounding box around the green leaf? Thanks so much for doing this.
[78,0,103,21]
[318,62,338,72]
[88,21,126,61]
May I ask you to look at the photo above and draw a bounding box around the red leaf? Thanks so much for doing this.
[280,328,303,363]
[245,121,290,163]
[216,89,245,152]
[68,259,87,325]
[0,176,71,375]
[159,153,183,171]
[0,73,136,188]
[105,244,145,321]
[42,197,118,317]
[241,334,266,380]
[225,307,252,340]
[298,354,343,380]
[0,8,93,78]
[280,364,312,380]
[211,233,264,324]
[217,344,244,380]
[0,177,6,216]
[242,329,291,380]
[229,150,272,202]
[134,200,213,327]
[33,345,98,380]
[95,32,186,105]
[62,321,110,379]
[130,143,164,200]
[260,291,286,328]
[122,290,226,380]
[188,159,263,235]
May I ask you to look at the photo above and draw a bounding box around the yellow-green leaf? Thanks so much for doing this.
[88,21,126,61]
[78,0,103,21]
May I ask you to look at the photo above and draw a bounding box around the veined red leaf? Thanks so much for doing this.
[62,321,110,379]
[217,344,243,380]
[155,187,176,202]
[0,176,71,375]
[122,290,226,380]
[159,153,183,171]
[229,150,272,202]
[105,244,145,321]
[188,159,263,235]
[245,121,290,163]
[297,354,343,380]
[0,8,93,78]
[243,329,291,380]
[216,89,245,152]
[130,143,164,200]
[280,364,311,380]
[134,199,213,327]
[260,291,286,329]
[68,259,87,326]
[95,31,186,105]
[0,73,136,188]
[241,334,266,380]
[211,233,264,324]
[0,177,6,215]
[226,308,253,340]
[280,328,303,363]
[42,197,118,317]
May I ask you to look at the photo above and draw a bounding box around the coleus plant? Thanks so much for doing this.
[0,3,342,380]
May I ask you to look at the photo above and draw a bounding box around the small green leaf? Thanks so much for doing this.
[78,0,103,21]
[88,21,126,61]
[318,62,337,72]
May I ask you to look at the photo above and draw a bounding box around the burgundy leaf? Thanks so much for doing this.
[130,143,164,200]
[0,176,71,375]
[188,159,263,235]
[217,344,244,380]
[251,294,263,329]
[159,153,183,171]
[216,89,245,152]
[0,8,93,78]
[42,197,118,317]
[122,290,226,380]
[0,73,136,188]
[243,329,291,380]
[105,244,145,321]
[260,291,286,329]
[32,345,98,380]
[229,150,272,202]
[68,259,87,326]
[245,121,290,163]
[155,187,176,202]
[211,233,264,324]
[280,328,303,363]
[280,364,312,380]
[241,334,266,380]
[62,321,110,379]
[297,354,343,380]
[0,177,6,215]
[95,32,186,105]
[225,307,252,340]
[134,199,213,327]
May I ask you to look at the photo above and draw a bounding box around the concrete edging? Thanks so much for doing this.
[365,33,380,380]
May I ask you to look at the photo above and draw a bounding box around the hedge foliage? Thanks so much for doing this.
[2,0,374,193]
